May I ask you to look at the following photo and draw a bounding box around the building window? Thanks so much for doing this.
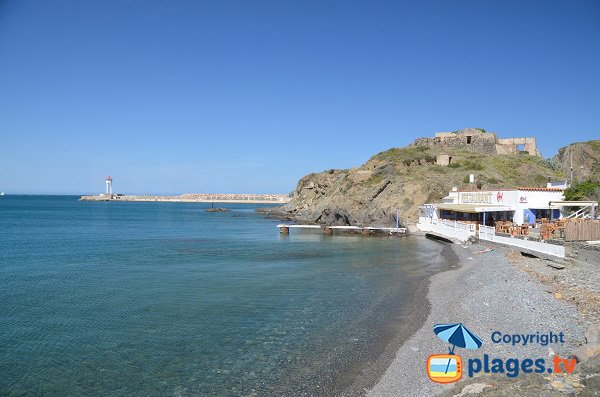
[448,156,453,164]
[466,136,472,144]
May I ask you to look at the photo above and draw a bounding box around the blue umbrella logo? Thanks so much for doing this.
[433,323,483,374]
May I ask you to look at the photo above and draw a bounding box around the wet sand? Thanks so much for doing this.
[368,242,587,396]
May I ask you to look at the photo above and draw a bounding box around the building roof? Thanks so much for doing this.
[435,203,515,213]
[517,187,564,192]
[548,200,599,207]
[457,187,564,192]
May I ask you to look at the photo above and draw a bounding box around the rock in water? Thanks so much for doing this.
[205,208,230,212]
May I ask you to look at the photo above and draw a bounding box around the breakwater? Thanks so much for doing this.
[80,193,291,204]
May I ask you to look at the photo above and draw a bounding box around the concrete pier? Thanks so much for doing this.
[276,224,407,236]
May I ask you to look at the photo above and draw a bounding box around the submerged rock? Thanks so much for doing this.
[205,208,230,212]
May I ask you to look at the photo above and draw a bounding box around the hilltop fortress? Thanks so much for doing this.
[411,128,541,166]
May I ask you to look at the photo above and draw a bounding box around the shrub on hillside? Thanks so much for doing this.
[564,180,600,201]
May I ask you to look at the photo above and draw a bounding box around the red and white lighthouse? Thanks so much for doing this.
[105,176,113,195]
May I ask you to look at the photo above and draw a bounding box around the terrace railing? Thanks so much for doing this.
[478,224,565,258]
[416,217,476,242]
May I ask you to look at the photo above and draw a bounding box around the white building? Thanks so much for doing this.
[416,182,600,259]
[419,187,565,227]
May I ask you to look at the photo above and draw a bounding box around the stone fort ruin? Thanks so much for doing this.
[411,128,541,166]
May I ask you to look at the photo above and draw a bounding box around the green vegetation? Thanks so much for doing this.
[489,157,515,180]
[361,142,569,212]
[461,160,484,170]
[587,140,600,151]
[370,146,435,166]
[541,157,562,171]
[431,165,448,174]
[448,160,484,170]
[366,173,386,186]
[289,136,597,228]
[478,175,502,185]
[367,143,568,203]
[532,174,549,186]
[564,180,600,201]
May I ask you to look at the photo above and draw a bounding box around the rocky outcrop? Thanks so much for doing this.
[267,131,591,227]
[555,140,600,183]
[573,324,600,363]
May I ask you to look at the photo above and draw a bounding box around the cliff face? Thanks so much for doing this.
[271,134,600,227]
[555,140,600,183]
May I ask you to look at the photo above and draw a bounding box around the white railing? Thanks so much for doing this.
[479,225,496,239]
[417,218,476,242]
[418,216,432,225]
[437,219,477,232]
[567,207,591,219]
[478,225,565,258]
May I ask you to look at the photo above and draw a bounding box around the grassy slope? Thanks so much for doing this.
[284,145,567,226]
[364,145,565,200]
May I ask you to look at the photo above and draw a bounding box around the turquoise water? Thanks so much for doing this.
[0,196,448,396]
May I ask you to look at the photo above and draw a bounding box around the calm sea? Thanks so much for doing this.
[0,196,449,396]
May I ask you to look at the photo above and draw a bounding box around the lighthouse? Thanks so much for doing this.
[105,176,113,195]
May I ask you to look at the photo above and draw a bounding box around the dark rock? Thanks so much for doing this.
[205,208,230,212]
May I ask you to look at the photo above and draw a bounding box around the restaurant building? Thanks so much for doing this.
[416,182,600,259]
[418,186,566,228]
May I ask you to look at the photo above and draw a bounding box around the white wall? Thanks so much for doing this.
[456,189,565,225]
[479,226,565,258]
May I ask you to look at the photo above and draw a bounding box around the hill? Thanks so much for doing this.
[269,131,599,227]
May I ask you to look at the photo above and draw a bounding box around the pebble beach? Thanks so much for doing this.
[369,241,598,397]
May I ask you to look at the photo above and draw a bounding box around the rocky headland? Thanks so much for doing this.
[263,129,599,227]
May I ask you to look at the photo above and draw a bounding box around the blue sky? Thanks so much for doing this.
[1,0,599,194]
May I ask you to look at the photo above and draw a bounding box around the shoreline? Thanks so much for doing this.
[269,235,458,396]
[256,209,457,395]
[258,208,598,395]
[369,241,593,396]
[330,240,460,396]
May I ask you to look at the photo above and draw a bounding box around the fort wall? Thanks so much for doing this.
[411,128,541,165]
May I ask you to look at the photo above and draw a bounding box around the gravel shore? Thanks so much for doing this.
[369,241,593,396]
